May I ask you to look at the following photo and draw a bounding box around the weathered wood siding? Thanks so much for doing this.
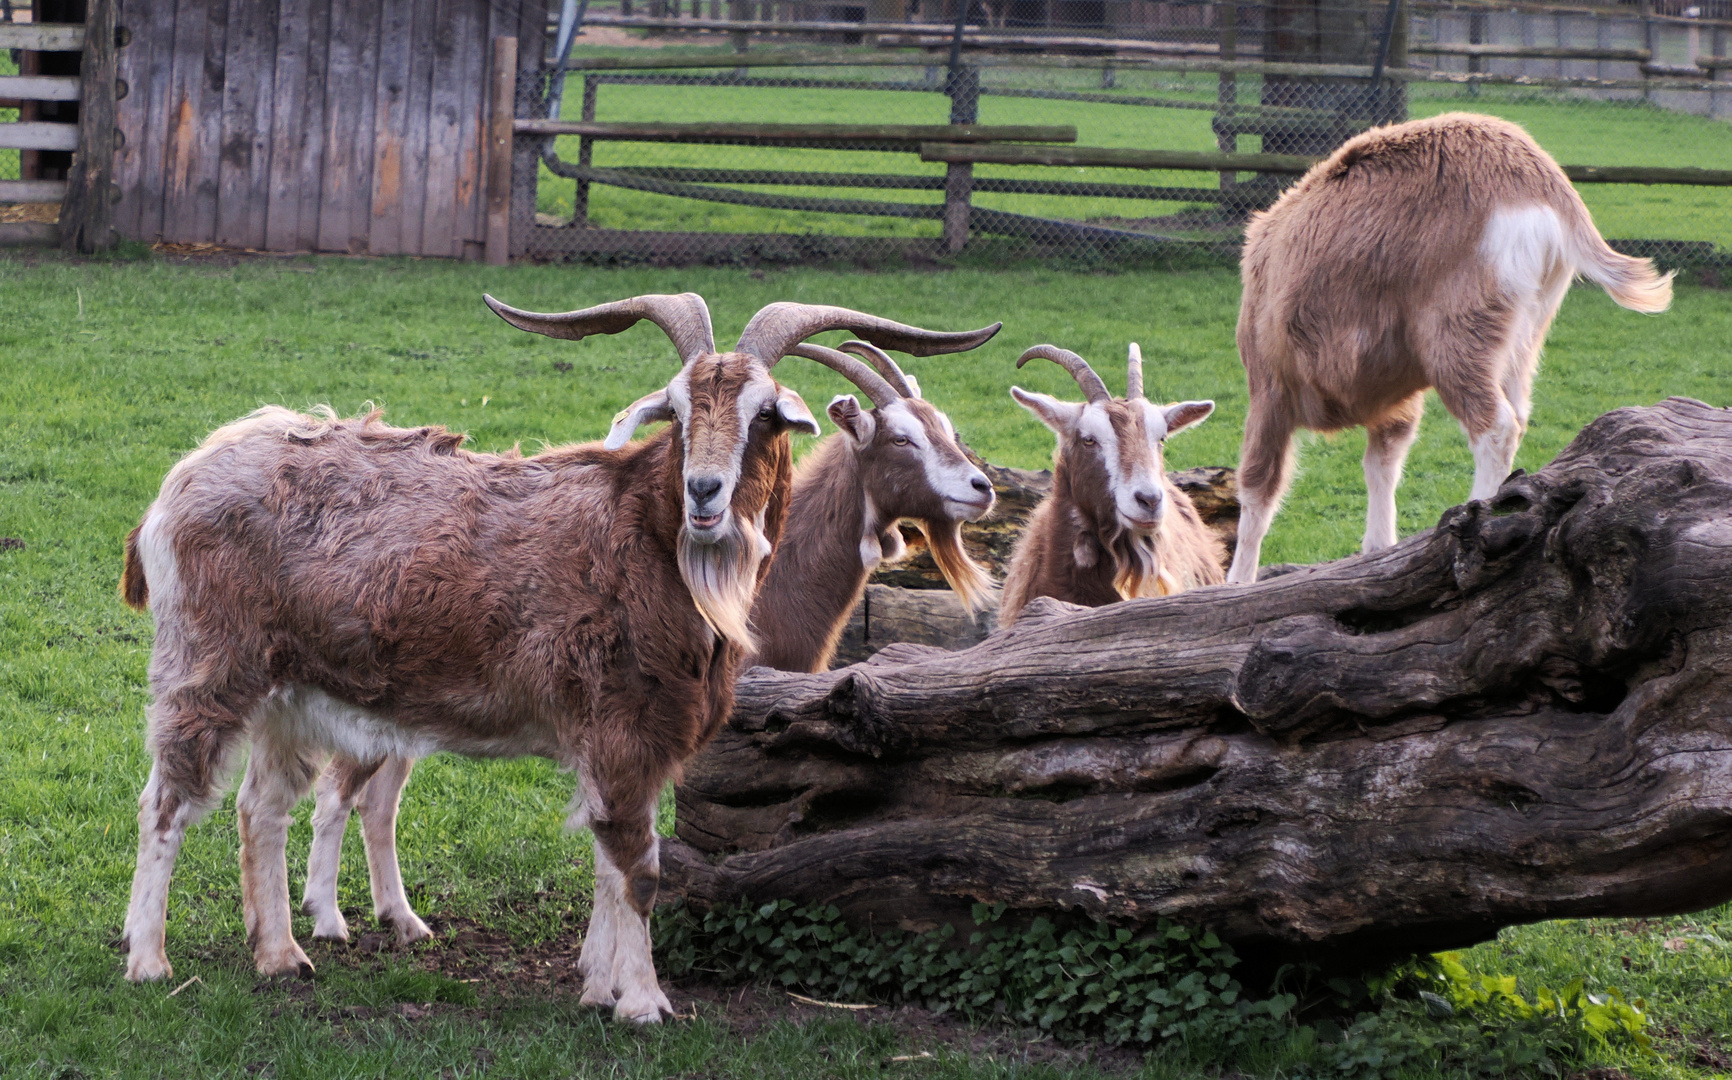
[113,0,543,255]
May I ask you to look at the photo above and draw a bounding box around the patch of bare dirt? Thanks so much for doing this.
[0,202,58,223]
[572,26,725,48]
[308,914,1151,1074]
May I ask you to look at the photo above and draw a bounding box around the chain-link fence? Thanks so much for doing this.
[507,0,1732,267]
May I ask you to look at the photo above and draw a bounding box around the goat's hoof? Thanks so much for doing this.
[125,951,173,983]
[309,914,350,943]
[579,981,617,1009]
[255,944,315,979]
[380,909,433,946]
[613,985,674,1024]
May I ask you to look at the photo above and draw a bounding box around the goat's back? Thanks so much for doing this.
[1239,113,1669,429]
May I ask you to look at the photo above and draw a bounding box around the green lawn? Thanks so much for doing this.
[532,44,1732,251]
[2,253,1731,1077]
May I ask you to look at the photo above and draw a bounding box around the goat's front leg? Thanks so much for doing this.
[580,757,673,1024]
[238,731,321,978]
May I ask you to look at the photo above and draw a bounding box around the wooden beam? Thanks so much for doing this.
[877,32,1219,56]
[0,222,60,246]
[0,23,86,50]
[515,120,1078,144]
[577,13,983,33]
[0,75,82,101]
[485,35,517,267]
[0,122,82,151]
[0,180,70,202]
[921,142,1320,174]
[1563,164,1732,186]
[1698,55,1732,70]
[1409,43,1650,60]
[60,0,119,254]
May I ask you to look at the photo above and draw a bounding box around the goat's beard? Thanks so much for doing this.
[678,510,769,653]
[921,519,996,613]
[1106,525,1163,601]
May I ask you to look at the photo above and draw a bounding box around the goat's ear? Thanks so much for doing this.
[1163,400,1215,437]
[1010,386,1083,436]
[604,389,675,450]
[903,373,923,400]
[827,394,876,445]
[776,387,820,437]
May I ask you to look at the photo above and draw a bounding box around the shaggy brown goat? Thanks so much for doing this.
[118,293,998,1024]
[294,334,1001,949]
[1227,112,1673,583]
[1000,343,1223,626]
[751,340,997,673]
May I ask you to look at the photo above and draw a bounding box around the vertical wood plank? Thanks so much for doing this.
[316,0,378,252]
[367,0,413,255]
[214,0,274,248]
[113,0,162,239]
[418,0,465,257]
[291,0,328,251]
[447,0,489,257]
[395,0,436,254]
[135,0,179,241]
[159,0,219,241]
[263,0,305,249]
[61,0,118,252]
[484,33,514,266]
[189,0,227,240]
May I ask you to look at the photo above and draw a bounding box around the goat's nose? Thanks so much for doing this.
[971,475,992,495]
[1134,488,1162,514]
[687,476,724,503]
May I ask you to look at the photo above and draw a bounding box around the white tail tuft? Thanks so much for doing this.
[1565,206,1674,314]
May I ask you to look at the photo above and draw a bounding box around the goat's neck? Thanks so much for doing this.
[750,436,890,672]
[1050,461,1150,587]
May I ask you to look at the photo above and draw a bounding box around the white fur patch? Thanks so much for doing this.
[1481,205,1567,299]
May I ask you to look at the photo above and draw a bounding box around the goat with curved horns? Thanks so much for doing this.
[1000,342,1224,626]
[1226,112,1673,584]
[751,339,998,672]
[295,325,1001,952]
[118,292,997,1025]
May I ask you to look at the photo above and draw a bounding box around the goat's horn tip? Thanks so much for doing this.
[1014,345,1051,368]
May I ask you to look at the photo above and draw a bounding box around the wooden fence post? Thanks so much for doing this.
[486,35,517,267]
[942,64,977,253]
[59,0,117,253]
[573,74,597,225]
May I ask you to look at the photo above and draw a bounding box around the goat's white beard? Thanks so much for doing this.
[1107,526,1162,602]
[678,512,768,653]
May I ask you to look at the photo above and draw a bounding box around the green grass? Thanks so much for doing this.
[2,253,1731,1077]
[532,45,1732,250]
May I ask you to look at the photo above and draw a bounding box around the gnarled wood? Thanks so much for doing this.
[668,400,1732,971]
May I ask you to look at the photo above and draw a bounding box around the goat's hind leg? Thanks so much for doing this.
[579,755,673,1024]
[124,700,251,982]
[304,756,359,941]
[1228,390,1298,585]
[1362,395,1424,553]
[238,719,323,978]
[355,755,430,945]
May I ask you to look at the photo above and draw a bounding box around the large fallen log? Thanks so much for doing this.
[665,400,1732,971]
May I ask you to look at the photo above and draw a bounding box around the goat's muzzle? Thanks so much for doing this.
[684,473,732,541]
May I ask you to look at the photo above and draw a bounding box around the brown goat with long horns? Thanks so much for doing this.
[751,339,997,673]
[1000,342,1223,626]
[294,333,1004,946]
[1227,113,1673,583]
[118,293,998,1023]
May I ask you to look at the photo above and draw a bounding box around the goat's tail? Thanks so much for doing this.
[121,523,149,610]
[1566,203,1674,314]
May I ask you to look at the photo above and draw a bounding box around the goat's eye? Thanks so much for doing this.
[1080,434,1096,446]
[893,435,910,446]
[757,406,776,422]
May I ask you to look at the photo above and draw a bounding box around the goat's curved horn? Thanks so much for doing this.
[1016,345,1111,404]
[839,340,918,399]
[1126,342,1144,400]
[482,292,716,365]
[737,302,999,367]
[786,344,899,411]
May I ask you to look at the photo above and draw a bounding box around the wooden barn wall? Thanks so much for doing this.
[112,0,545,255]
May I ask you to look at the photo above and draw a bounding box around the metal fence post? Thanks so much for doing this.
[486,35,517,267]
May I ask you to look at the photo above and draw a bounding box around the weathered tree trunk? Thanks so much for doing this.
[666,400,1732,971]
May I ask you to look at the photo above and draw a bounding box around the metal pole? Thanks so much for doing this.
[1367,0,1403,121]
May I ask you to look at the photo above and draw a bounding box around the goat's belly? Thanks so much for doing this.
[263,685,560,761]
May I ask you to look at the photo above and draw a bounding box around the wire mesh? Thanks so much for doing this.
[514,0,1732,267]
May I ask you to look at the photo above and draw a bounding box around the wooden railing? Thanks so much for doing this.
[0,21,83,231]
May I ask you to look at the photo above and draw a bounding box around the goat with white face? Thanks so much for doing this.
[1226,112,1673,584]
[294,333,1002,946]
[118,292,998,1024]
[750,339,998,673]
[1000,343,1223,626]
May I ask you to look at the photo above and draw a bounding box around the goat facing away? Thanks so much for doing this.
[1000,343,1224,626]
[1226,112,1674,584]
[294,332,1003,951]
[118,292,999,1024]
[750,339,997,673]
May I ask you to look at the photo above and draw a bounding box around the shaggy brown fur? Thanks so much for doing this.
[1228,112,1672,583]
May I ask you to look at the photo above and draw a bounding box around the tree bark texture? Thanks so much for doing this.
[666,400,1732,969]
